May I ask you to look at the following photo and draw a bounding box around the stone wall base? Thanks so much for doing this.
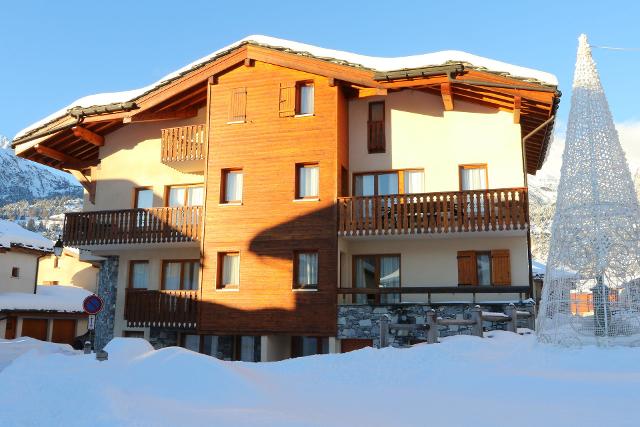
[338,303,535,348]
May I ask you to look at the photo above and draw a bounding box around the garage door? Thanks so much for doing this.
[21,319,48,341]
[52,319,77,345]
[340,339,373,353]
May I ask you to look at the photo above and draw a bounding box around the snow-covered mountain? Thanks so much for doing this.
[0,136,81,205]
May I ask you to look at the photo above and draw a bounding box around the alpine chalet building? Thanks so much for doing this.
[12,36,560,360]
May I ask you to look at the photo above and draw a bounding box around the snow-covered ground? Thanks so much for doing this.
[0,332,638,427]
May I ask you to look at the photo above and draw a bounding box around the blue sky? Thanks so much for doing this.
[1,0,639,139]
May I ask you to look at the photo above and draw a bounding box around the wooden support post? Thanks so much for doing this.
[471,305,483,337]
[357,87,387,98]
[426,309,439,344]
[123,107,198,123]
[34,144,93,169]
[327,77,336,87]
[244,58,254,67]
[68,168,96,204]
[379,314,390,348]
[71,126,104,146]
[441,82,454,111]
[505,303,518,333]
[513,95,522,124]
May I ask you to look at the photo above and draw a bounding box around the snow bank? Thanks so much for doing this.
[0,332,638,427]
[0,337,76,371]
[15,35,558,140]
[0,285,92,312]
[0,219,52,251]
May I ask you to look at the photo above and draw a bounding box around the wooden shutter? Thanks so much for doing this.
[279,82,296,117]
[457,251,478,285]
[229,87,247,122]
[491,249,511,285]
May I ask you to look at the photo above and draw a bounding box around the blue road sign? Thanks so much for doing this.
[83,295,104,315]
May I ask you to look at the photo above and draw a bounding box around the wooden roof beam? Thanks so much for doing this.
[34,144,95,170]
[513,95,522,124]
[124,107,199,123]
[71,126,104,147]
[357,88,387,98]
[441,83,454,111]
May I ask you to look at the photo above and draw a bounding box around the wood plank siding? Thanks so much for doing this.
[337,188,528,236]
[200,61,344,336]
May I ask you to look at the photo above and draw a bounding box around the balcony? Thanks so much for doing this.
[63,206,202,247]
[337,188,528,237]
[161,124,206,172]
[124,289,198,328]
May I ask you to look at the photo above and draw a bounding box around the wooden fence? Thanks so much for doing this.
[63,206,202,246]
[338,188,528,236]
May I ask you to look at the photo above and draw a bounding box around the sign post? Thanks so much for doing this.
[83,295,104,353]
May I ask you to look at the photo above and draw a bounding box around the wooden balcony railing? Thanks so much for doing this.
[63,206,202,246]
[161,124,205,162]
[338,188,528,236]
[125,289,198,328]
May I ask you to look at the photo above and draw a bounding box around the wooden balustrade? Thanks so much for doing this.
[124,289,198,328]
[161,124,205,162]
[337,188,528,236]
[63,206,202,246]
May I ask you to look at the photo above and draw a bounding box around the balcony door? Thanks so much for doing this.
[459,164,488,216]
[353,254,400,304]
[167,185,203,227]
[134,187,153,227]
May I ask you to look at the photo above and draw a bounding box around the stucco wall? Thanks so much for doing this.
[339,234,529,303]
[88,107,206,211]
[348,90,524,192]
[38,251,98,291]
[0,251,38,293]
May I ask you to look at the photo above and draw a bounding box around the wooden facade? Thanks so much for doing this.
[200,61,345,336]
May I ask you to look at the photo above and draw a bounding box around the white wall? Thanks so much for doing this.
[89,108,206,211]
[0,251,38,293]
[340,234,529,303]
[348,90,524,192]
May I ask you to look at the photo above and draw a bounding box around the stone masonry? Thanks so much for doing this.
[338,303,536,348]
[94,256,119,351]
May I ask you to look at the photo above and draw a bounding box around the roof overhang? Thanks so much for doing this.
[13,41,559,174]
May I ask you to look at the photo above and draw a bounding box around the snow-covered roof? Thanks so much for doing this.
[0,285,92,313]
[0,220,52,252]
[15,35,558,140]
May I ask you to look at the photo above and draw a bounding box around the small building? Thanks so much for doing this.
[38,247,100,292]
[0,220,92,345]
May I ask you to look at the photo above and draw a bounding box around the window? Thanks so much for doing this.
[296,163,319,199]
[296,82,314,115]
[182,334,201,352]
[229,87,247,123]
[459,164,488,191]
[279,81,314,117]
[353,170,424,196]
[202,335,261,361]
[403,170,424,194]
[128,261,149,289]
[221,169,243,203]
[294,251,318,290]
[123,331,145,339]
[291,336,328,358]
[353,254,400,304]
[167,185,204,207]
[367,101,385,153]
[457,250,511,286]
[162,260,200,290]
[10,267,19,278]
[218,252,240,289]
[134,187,153,209]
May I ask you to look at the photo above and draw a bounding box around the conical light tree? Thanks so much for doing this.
[537,34,640,346]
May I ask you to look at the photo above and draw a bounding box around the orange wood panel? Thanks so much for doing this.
[21,319,48,341]
[200,61,343,336]
[51,319,77,345]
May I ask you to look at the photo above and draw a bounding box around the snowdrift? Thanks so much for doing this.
[0,332,638,427]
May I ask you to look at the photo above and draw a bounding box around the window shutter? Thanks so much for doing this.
[279,82,296,117]
[491,250,511,285]
[457,251,478,285]
[229,87,247,122]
